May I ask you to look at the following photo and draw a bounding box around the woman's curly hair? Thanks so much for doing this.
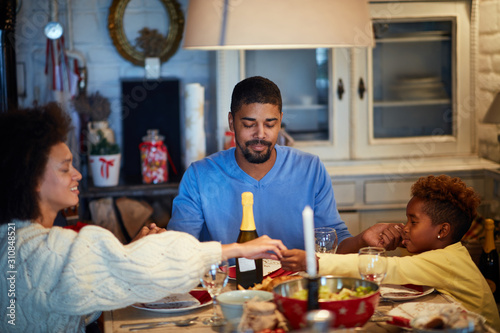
[0,103,71,224]
[411,175,480,242]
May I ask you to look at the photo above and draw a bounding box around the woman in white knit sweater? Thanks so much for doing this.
[0,103,287,333]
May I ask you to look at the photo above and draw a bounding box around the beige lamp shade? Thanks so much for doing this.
[484,92,500,124]
[183,0,374,50]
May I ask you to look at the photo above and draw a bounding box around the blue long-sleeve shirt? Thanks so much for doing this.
[168,145,351,251]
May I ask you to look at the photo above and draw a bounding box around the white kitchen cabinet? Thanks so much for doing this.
[216,0,475,162]
[338,211,361,239]
[331,157,492,205]
[215,1,500,229]
[216,48,351,160]
[332,164,496,235]
[354,0,474,159]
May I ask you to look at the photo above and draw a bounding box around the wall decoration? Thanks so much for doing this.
[108,0,184,66]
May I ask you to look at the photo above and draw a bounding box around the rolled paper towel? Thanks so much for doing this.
[184,83,206,169]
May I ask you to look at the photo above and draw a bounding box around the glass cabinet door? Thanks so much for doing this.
[245,49,330,141]
[216,48,350,160]
[372,20,453,139]
[354,1,473,159]
[216,1,473,161]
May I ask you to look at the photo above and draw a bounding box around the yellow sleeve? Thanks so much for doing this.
[317,253,360,277]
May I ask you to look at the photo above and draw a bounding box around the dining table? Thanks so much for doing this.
[102,278,478,333]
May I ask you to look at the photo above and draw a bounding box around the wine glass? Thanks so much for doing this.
[200,260,229,326]
[314,227,338,254]
[358,247,387,285]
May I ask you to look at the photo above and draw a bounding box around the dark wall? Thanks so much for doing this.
[121,78,184,183]
[0,0,18,112]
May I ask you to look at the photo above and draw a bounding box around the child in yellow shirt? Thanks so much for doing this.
[317,175,500,329]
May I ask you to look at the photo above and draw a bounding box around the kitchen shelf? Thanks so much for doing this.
[376,36,450,43]
[282,104,328,110]
[282,104,328,133]
[373,99,451,107]
[376,31,450,43]
[80,181,179,199]
[78,177,179,221]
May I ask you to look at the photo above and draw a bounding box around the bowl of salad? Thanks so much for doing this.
[272,276,379,329]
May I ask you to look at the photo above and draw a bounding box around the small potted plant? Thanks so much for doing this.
[88,130,121,187]
[72,91,115,153]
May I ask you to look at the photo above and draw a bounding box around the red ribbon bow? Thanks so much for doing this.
[139,141,167,151]
[99,157,115,179]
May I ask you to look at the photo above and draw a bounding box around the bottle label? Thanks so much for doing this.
[238,258,256,272]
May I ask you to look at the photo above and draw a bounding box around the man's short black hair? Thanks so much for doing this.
[230,76,282,115]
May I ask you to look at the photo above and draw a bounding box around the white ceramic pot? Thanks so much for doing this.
[88,154,121,187]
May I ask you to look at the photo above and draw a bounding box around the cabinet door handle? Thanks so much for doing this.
[358,78,366,100]
[337,78,345,100]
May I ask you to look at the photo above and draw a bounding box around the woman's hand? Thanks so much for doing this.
[221,235,287,261]
[279,249,308,272]
[131,223,166,242]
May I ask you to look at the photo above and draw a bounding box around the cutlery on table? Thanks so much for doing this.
[120,316,198,329]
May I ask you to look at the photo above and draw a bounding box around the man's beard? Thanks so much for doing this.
[237,139,273,164]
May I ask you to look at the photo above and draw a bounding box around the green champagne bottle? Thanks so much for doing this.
[235,192,263,289]
[479,219,499,302]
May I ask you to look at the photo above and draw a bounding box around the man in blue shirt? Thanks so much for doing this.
[168,76,403,268]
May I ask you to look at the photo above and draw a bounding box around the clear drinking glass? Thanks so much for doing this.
[314,227,338,254]
[200,260,229,326]
[358,247,387,285]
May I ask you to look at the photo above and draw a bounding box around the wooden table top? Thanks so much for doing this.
[103,286,458,333]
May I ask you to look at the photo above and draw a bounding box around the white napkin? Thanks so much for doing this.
[388,302,462,320]
[263,259,281,276]
[388,302,491,331]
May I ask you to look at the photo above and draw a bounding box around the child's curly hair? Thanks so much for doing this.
[411,175,480,242]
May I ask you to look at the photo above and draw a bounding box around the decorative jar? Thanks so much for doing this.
[139,129,168,184]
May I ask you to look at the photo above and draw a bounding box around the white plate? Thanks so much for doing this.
[132,291,212,313]
[381,284,434,301]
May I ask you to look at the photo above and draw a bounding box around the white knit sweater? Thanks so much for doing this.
[0,220,222,332]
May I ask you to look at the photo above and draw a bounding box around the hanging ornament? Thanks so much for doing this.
[44,21,63,40]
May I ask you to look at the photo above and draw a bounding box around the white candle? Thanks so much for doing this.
[302,206,317,277]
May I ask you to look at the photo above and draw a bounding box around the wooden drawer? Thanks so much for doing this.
[333,182,356,206]
[364,180,412,205]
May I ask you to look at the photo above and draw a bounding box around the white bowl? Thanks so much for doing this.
[217,290,273,321]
